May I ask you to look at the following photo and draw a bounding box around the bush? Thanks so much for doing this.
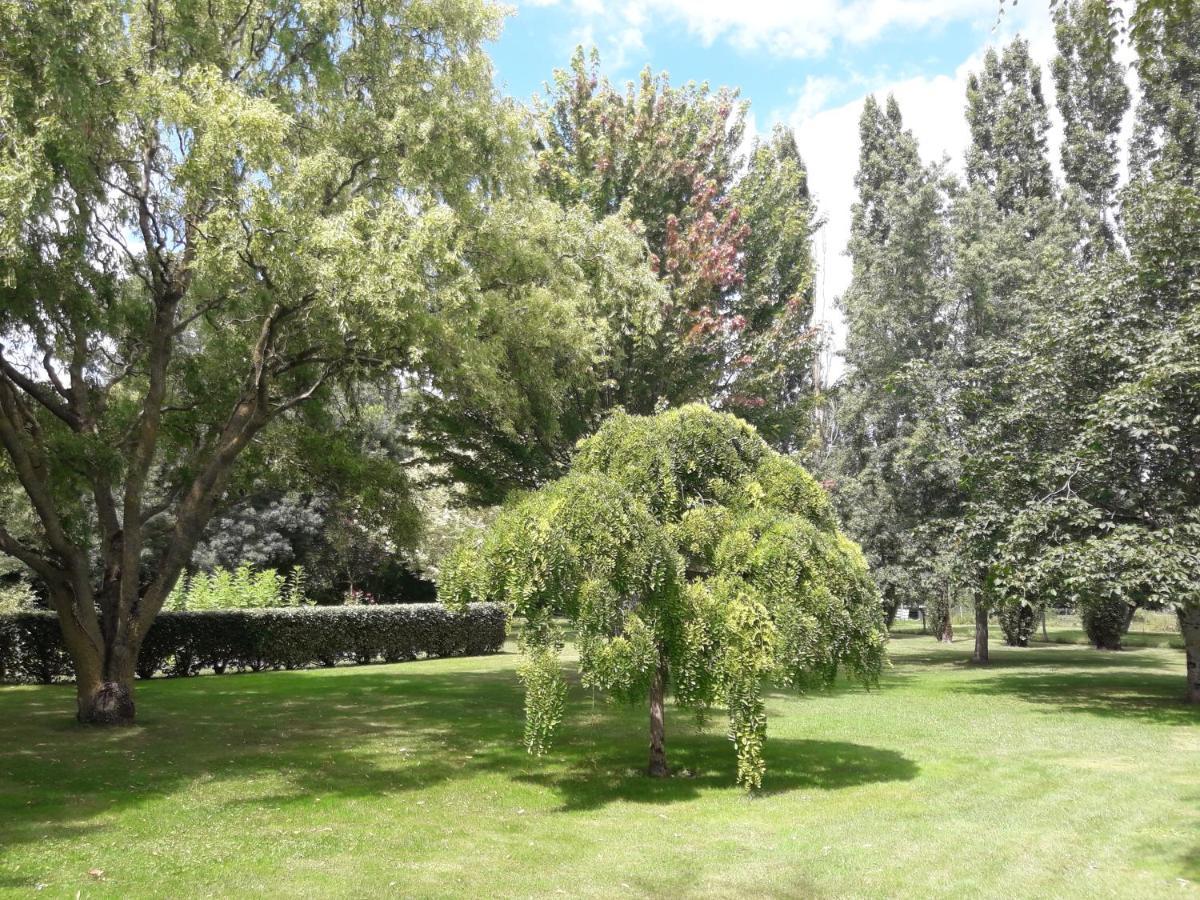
[1080,595,1129,650]
[0,604,506,684]
[165,564,312,611]
[998,600,1037,647]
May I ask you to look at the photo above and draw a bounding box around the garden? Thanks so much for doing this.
[1,0,1198,897]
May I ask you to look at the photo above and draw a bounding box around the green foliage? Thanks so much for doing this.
[445,405,886,789]
[0,577,35,614]
[531,48,820,451]
[827,94,958,620]
[1080,595,1130,650]
[0,604,505,684]
[997,599,1037,647]
[966,38,1054,213]
[1052,0,1130,248]
[164,565,311,611]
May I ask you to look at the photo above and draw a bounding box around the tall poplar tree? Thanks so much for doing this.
[953,37,1068,661]
[1052,0,1131,249]
[830,95,955,631]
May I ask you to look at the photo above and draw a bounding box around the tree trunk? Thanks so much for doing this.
[884,599,900,629]
[972,600,989,664]
[1121,603,1137,635]
[939,615,954,644]
[51,585,140,726]
[1179,606,1200,705]
[1041,607,1049,642]
[77,674,136,725]
[647,658,668,777]
[75,637,139,725]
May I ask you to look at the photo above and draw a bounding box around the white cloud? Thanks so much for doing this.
[525,0,1002,60]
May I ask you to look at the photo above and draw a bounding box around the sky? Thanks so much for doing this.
[486,0,1133,376]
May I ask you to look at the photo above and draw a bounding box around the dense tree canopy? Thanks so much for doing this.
[443,405,886,789]
[0,0,595,722]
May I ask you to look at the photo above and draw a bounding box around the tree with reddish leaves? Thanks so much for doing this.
[534,48,819,437]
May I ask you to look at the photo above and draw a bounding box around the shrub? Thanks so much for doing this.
[0,604,505,684]
[1080,595,1129,650]
[998,599,1037,647]
[164,564,312,611]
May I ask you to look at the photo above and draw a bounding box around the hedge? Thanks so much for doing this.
[0,603,506,684]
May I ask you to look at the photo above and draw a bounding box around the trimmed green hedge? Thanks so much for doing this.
[0,604,506,684]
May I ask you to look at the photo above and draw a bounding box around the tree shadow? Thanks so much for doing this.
[515,733,918,811]
[886,633,1171,671]
[953,668,1200,726]
[0,659,915,873]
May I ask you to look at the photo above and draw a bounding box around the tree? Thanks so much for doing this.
[828,95,957,629]
[532,50,822,449]
[1052,0,1131,250]
[410,198,666,504]
[965,39,1054,215]
[443,405,886,788]
[0,0,534,723]
[1129,5,1200,186]
[726,124,822,451]
[952,37,1071,661]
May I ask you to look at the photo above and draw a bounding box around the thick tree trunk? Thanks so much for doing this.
[1121,603,1137,635]
[939,615,954,644]
[972,600,989,664]
[647,658,668,777]
[884,599,900,629]
[74,639,139,725]
[50,586,140,726]
[77,674,136,725]
[1179,607,1200,705]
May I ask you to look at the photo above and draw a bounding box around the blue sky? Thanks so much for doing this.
[484,1,1117,372]
[490,3,996,127]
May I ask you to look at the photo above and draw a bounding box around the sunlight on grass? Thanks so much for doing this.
[1,637,1196,898]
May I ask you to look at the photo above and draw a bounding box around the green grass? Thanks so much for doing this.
[1,636,1197,899]
[890,619,1185,650]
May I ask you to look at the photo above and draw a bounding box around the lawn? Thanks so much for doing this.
[1,635,1197,899]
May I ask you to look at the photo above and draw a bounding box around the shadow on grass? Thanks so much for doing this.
[954,668,1200,727]
[516,733,918,811]
[886,633,1170,670]
[0,659,916,875]
[882,634,1198,727]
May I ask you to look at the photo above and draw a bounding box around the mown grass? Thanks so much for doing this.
[1,634,1197,898]
[890,616,1185,650]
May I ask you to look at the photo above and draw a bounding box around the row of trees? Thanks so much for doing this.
[0,2,821,723]
[828,0,1199,701]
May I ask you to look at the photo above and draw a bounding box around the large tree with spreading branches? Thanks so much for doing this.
[0,0,575,724]
[443,405,886,789]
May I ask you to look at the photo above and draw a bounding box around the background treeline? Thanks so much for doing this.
[826,1,1199,676]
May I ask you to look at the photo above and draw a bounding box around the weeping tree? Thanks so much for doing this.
[443,405,887,789]
[0,0,539,724]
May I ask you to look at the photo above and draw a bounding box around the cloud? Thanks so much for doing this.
[525,0,1002,60]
